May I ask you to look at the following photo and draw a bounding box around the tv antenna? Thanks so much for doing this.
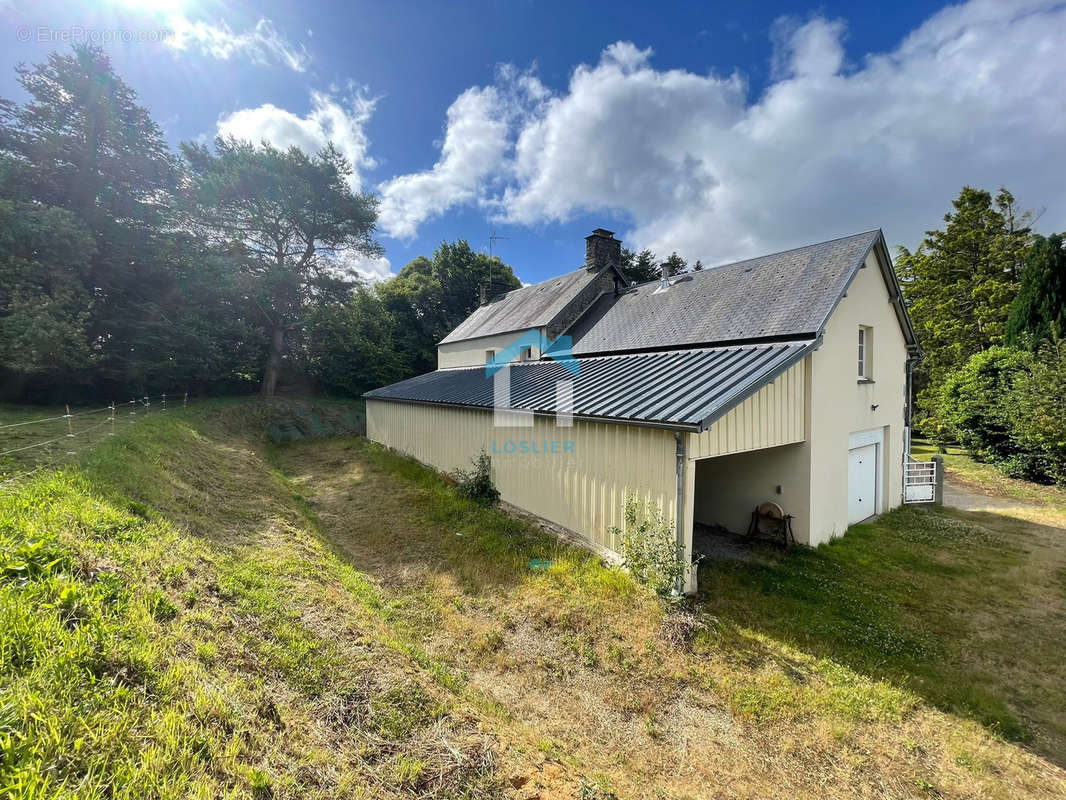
[488,230,510,260]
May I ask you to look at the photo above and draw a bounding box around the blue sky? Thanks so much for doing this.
[3,0,1065,284]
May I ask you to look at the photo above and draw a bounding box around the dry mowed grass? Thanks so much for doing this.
[274,434,1066,800]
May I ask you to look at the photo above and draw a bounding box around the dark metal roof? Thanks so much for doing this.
[365,341,815,431]
[570,230,888,356]
[440,267,600,344]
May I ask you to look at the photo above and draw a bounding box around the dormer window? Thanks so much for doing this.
[858,326,872,380]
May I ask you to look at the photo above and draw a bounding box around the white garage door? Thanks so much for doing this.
[848,443,877,524]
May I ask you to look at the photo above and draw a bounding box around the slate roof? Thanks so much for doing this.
[365,341,814,431]
[440,267,600,344]
[569,230,884,355]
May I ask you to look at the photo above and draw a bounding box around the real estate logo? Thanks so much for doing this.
[486,330,578,453]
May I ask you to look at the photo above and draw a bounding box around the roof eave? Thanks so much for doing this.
[362,394,701,432]
[812,230,922,356]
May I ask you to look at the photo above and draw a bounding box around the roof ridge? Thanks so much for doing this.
[624,229,882,290]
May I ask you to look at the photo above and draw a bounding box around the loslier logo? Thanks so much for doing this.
[486,329,579,432]
[492,440,575,455]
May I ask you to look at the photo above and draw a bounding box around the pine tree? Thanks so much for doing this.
[1006,233,1066,349]
[897,186,1033,385]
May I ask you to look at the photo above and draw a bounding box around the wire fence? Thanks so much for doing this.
[0,392,190,490]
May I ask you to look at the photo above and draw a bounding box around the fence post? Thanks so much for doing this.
[183,392,188,409]
[65,405,74,439]
[932,456,944,505]
[144,395,149,415]
[109,402,115,436]
[162,392,167,412]
[129,398,136,422]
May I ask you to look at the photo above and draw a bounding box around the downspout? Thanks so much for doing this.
[674,431,686,596]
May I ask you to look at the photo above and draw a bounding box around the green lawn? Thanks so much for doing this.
[698,505,1066,755]
[912,437,1066,514]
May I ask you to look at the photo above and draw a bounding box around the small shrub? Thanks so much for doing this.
[449,450,500,506]
[610,494,687,597]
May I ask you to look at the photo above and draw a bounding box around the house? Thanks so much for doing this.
[366,228,921,592]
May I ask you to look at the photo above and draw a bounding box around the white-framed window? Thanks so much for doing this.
[858,326,872,380]
[486,349,495,365]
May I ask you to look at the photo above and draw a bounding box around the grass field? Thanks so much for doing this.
[912,438,1066,515]
[1,400,1065,799]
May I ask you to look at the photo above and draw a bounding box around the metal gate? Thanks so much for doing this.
[903,458,937,503]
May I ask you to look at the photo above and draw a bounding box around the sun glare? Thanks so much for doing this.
[112,0,188,14]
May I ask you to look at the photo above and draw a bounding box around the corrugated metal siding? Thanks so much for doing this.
[366,399,677,553]
[687,357,807,459]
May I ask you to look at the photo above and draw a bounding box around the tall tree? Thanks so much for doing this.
[379,241,520,375]
[0,45,179,390]
[181,138,381,395]
[0,46,173,224]
[896,186,1033,385]
[0,199,94,378]
[1006,233,1066,349]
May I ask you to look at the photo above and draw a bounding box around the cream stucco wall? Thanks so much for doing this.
[805,250,908,545]
[437,330,543,370]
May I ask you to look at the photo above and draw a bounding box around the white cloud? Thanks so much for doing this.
[166,16,310,72]
[345,254,393,282]
[376,67,546,239]
[216,87,377,191]
[380,0,1066,262]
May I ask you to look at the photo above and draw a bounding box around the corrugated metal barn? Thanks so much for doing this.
[366,228,921,593]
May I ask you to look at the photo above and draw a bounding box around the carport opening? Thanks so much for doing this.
[691,442,808,560]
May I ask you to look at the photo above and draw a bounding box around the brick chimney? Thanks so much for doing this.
[585,228,621,272]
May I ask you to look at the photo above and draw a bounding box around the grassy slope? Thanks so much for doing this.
[1,400,1064,799]
[699,507,1066,753]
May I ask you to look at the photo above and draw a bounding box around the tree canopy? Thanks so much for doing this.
[379,241,521,376]
[896,186,1032,385]
[0,46,523,403]
[180,137,382,395]
[1006,233,1066,349]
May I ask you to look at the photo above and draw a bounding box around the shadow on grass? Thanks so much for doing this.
[696,505,1066,763]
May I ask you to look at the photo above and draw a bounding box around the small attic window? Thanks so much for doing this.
[486,349,495,365]
[520,346,532,360]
